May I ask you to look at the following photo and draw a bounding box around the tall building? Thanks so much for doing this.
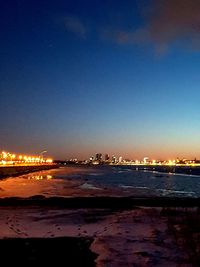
[89,156,95,162]
[111,155,116,164]
[95,153,102,161]
[105,154,109,161]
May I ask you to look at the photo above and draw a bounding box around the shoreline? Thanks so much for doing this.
[0,164,59,179]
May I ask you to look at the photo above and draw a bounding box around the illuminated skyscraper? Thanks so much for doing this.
[111,155,116,164]
[95,153,102,161]
[105,154,109,161]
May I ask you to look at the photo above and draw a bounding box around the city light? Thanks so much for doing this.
[84,153,200,167]
[0,151,53,166]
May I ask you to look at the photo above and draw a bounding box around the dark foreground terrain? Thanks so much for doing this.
[0,237,96,266]
[0,196,200,266]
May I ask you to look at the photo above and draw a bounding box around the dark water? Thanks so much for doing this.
[58,165,200,198]
[1,165,200,198]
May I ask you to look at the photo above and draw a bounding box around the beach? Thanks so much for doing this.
[0,202,199,266]
[0,166,200,266]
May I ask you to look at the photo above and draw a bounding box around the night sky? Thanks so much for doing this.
[1,0,200,160]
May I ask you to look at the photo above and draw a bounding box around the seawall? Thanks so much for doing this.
[0,164,59,179]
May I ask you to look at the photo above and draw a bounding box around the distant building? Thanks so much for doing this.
[119,156,122,163]
[95,153,102,162]
[105,154,109,161]
[143,157,149,164]
[111,155,117,164]
[89,156,95,162]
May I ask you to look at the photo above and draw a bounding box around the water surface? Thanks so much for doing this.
[0,165,200,198]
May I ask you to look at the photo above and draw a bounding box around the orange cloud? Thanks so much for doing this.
[103,0,200,54]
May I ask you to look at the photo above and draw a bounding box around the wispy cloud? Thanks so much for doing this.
[102,28,150,45]
[64,16,88,38]
[103,0,200,54]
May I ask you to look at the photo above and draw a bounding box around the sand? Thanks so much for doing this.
[0,204,199,266]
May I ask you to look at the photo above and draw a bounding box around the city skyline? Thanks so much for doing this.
[1,0,200,160]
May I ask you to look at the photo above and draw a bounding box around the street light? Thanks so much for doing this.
[39,150,47,163]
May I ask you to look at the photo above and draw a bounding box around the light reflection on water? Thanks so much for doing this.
[65,166,200,198]
[0,166,200,198]
[27,175,53,180]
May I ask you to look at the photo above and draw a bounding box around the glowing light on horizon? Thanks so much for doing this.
[0,150,53,166]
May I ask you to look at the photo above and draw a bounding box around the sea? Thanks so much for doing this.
[1,165,200,198]
[60,165,200,198]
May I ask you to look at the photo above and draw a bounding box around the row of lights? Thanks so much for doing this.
[0,151,53,165]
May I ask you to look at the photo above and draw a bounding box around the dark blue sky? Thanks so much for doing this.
[1,0,200,160]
